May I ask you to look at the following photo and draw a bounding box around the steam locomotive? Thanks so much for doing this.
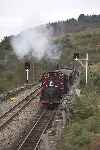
[40,67,77,109]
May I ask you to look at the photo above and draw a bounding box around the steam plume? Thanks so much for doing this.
[10,25,61,60]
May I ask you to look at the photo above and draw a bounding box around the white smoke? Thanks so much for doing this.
[10,26,61,61]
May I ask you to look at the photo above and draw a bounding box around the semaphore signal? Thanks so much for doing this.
[25,62,30,83]
[74,53,88,84]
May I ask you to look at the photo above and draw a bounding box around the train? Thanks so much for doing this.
[40,67,78,109]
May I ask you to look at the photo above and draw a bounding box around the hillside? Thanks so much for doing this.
[0,14,100,92]
[0,37,26,92]
[57,27,100,64]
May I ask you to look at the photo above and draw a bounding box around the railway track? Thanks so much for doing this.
[0,83,38,102]
[0,86,41,130]
[16,109,56,150]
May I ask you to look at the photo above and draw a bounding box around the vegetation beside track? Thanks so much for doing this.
[57,68,100,150]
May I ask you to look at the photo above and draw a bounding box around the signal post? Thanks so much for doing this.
[73,53,89,85]
[25,62,30,84]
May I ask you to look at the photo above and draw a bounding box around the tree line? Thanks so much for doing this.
[47,14,100,36]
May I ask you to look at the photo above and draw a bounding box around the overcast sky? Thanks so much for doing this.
[0,0,100,40]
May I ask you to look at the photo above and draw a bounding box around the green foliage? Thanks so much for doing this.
[80,70,100,90]
[59,111,100,150]
[58,94,100,150]
[73,95,97,120]
[83,114,100,133]
[0,62,26,93]
[58,69,100,150]
[61,122,94,150]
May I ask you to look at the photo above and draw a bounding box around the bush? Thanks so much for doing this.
[62,122,94,150]
[80,70,100,89]
[58,69,100,150]
[73,93,98,120]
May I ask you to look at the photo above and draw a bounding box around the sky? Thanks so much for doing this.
[0,0,100,40]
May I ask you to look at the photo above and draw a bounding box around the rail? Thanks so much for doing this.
[0,86,41,130]
[17,110,56,150]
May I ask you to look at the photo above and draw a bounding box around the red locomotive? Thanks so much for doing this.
[40,68,74,109]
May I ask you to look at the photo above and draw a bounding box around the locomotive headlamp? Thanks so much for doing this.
[49,81,54,87]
